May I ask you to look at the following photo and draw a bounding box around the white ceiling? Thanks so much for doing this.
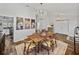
[0,3,79,14]
[25,3,79,14]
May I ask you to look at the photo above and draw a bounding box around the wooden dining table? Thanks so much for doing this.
[24,33,45,53]
[26,32,56,43]
[24,32,56,53]
[26,33,44,43]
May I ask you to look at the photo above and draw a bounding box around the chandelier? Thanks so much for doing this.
[36,3,48,19]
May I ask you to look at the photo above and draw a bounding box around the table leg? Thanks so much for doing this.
[35,47,37,55]
[48,50,50,55]
[38,42,39,53]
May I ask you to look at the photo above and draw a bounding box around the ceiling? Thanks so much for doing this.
[25,3,79,14]
[0,3,79,15]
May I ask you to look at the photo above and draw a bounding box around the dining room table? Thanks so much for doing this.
[27,33,44,42]
[24,32,56,53]
[24,33,44,53]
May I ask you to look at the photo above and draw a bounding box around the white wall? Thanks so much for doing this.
[0,3,79,41]
[0,4,36,42]
[0,3,49,42]
[49,12,78,37]
[45,3,79,37]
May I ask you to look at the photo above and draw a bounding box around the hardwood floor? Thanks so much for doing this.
[54,33,79,55]
[55,33,75,55]
[4,33,79,55]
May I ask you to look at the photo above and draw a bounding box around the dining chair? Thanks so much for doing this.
[39,30,54,54]
[14,41,25,55]
[24,39,37,55]
[41,38,55,55]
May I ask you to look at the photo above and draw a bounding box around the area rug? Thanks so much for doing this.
[36,40,68,55]
[14,40,68,55]
[5,38,68,55]
[52,40,68,55]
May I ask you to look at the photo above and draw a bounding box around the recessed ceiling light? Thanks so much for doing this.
[26,5,30,7]
[40,3,43,6]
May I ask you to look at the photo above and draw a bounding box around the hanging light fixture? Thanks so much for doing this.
[37,3,48,19]
[37,3,44,17]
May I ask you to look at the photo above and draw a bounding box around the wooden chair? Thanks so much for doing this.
[24,39,37,55]
[14,40,25,55]
[41,38,55,55]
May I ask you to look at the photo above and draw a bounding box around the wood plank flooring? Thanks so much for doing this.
[54,33,76,55]
[4,33,79,55]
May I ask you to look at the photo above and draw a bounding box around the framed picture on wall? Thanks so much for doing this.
[16,17,24,30]
[31,19,35,29]
[25,18,30,29]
